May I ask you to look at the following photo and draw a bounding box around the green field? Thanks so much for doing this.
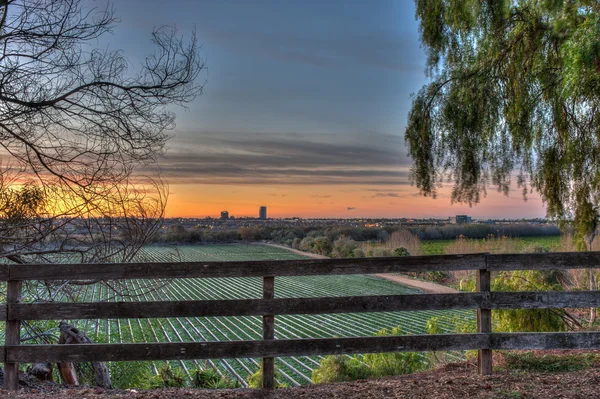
[55,244,472,387]
[420,236,562,255]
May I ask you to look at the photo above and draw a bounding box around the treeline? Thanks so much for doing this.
[152,225,390,247]
[409,223,560,240]
[153,223,560,246]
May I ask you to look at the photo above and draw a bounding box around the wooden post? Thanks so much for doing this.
[477,266,492,375]
[262,276,275,389]
[4,280,23,390]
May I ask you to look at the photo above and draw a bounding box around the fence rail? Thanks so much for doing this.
[2,251,600,390]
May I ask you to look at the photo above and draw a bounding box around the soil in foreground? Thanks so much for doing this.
[6,360,600,399]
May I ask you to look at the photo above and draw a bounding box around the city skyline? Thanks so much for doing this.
[106,0,548,220]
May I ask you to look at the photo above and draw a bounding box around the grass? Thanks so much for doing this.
[420,236,562,255]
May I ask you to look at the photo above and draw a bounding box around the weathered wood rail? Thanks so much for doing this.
[3,251,600,390]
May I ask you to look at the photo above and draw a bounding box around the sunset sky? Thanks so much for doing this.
[103,0,547,219]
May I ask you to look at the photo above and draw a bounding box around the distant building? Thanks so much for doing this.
[452,215,471,224]
[259,206,267,220]
[220,211,229,220]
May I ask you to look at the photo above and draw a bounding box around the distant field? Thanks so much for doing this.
[60,244,472,387]
[420,236,562,255]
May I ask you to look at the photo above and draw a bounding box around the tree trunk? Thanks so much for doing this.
[58,322,112,388]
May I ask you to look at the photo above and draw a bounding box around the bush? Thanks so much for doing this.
[191,365,240,389]
[108,361,154,389]
[393,247,410,256]
[332,235,359,258]
[247,366,287,389]
[312,327,430,384]
[352,248,365,258]
[372,248,391,257]
[149,363,187,388]
[363,327,430,377]
[312,356,372,384]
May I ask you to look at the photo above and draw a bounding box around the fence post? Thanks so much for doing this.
[477,255,492,375]
[4,280,23,390]
[262,276,275,389]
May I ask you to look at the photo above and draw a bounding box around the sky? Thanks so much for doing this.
[99,0,547,219]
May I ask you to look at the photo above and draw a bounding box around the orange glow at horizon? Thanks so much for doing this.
[164,183,548,219]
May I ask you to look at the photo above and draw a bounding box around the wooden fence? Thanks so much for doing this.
[3,251,600,390]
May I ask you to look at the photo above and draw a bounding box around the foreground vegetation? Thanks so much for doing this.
[48,244,471,389]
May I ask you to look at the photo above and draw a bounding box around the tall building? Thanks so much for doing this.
[259,206,267,220]
[220,211,229,220]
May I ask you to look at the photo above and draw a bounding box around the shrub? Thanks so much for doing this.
[247,366,287,389]
[332,235,359,258]
[108,361,154,389]
[312,327,430,384]
[191,365,239,389]
[393,247,410,257]
[363,327,430,377]
[149,363,187,388]
[311,356,372,384]
[352,248,365,258]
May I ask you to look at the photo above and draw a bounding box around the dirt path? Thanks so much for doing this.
[371,273,457,294]
[254,242,457,294]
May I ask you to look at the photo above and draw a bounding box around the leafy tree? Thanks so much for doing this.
[407,1,600,236]
[493,270,579,331]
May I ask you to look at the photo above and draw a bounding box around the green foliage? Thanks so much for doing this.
[408,0,600,237]
[352,247,365,258]
[332,235,359,258]
[191,365,240,389]
[108,361,154,389]
[299,236,333,256]
[426,315,476,335]
[247,366,288,389]
[311,356,372,384]
[372,247,392,257]
[149,363,187,389]
[505,351,596,373]
[424,271,448,283]
[492,270,567,332]
[363,327,430,377]
[393,247,410,256]
[312,327,430,384]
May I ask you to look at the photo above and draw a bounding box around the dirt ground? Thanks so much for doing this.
[7,361,600,398]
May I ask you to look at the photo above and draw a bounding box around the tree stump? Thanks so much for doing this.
[28,363,53,382]
[58,322,112,388]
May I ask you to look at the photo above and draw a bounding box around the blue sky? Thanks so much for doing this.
[91,0,547,219]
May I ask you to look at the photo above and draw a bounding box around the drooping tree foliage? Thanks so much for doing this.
[407,0,600,236]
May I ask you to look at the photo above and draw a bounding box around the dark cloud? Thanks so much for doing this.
[159,131,411,186]
[347,207,356,210]
[312,195,332,198]
[372,192,401,198]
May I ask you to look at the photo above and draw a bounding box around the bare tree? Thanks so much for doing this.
[0,0,204,386]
